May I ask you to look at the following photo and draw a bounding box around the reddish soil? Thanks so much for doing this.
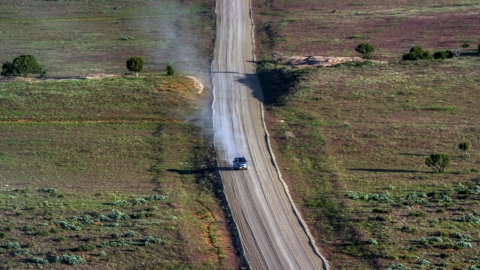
[252,0,480,61]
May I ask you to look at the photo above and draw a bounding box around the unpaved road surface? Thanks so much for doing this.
[211,0,329,269]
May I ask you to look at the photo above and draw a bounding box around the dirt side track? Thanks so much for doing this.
[211,0,329,269]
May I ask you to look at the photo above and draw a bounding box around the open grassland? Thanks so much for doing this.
[260,57,480,270]
[0,0,243,269]
[0,77,240,269]
[253,0,480,269]
[252,0,480,61]
[0,0,215,79]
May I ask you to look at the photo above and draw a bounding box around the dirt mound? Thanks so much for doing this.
[185,76,204,94]
[286,55,385,68]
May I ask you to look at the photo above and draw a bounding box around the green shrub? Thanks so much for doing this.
[31,257,48,264]
[14,249,29,256]
[7,242,21,249]
[386,262,412,270]
[77,244,96,252]
[425,154,450,172]
[418,259,430,266]
[37,230,50,236]
[144,236,164,245]
[166,64,175,76]
[0,232,5,239]
[367,238,378,245]
[145,194,168,200]
[355,43,375,59]
[401,226,418,233]
[133,198,147,205]
[124,230,136,237]
[456,240,472,249]
[99,250,107,257]
[477,43,480,56]
[462,42,470,48]
[459,142,471,156]
[403,46,433,60]
[59,254,86,265]
[433,50,454,59]
[56,236,67,242]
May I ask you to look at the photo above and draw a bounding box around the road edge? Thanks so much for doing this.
[247,0,330,269]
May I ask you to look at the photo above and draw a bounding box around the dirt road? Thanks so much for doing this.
[211,0,329,269]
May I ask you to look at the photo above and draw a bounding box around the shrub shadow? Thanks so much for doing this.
[399,152,429,157]
[349,168,421,173]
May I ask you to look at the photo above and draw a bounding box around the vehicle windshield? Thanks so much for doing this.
[234,158,246,162]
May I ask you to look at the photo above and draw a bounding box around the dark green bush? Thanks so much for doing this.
[77,244,96,252]
[462,42,470,48]
[126,56,144,77]
[6,55,42,77]
[403,46,433,60]
[166,64,175,76]
[0,232,5,239]
[433,50,454,59]
[459,142,471,155]
[477,43,480,56]
[425,154,450,172]
[355,43,375,59]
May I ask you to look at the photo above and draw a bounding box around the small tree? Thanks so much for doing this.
[459,142,471,156]
[1,55,42,77]
[403,46,433,61]
[355,43,375,59]
[166,64,175,76]
[13,55,42,77]
[126,57,144,77]
[425,154,450,172]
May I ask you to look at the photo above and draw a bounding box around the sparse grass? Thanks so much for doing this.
[0,74,240,268]
[259,54,480,269]
[0,0,216,77]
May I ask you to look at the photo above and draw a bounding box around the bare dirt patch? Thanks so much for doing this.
[286,55,386,68]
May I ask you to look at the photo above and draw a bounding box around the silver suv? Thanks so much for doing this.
[232,156,248,170]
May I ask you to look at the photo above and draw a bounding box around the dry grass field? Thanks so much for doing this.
[253,0,480,269]
[1,0,241,269]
